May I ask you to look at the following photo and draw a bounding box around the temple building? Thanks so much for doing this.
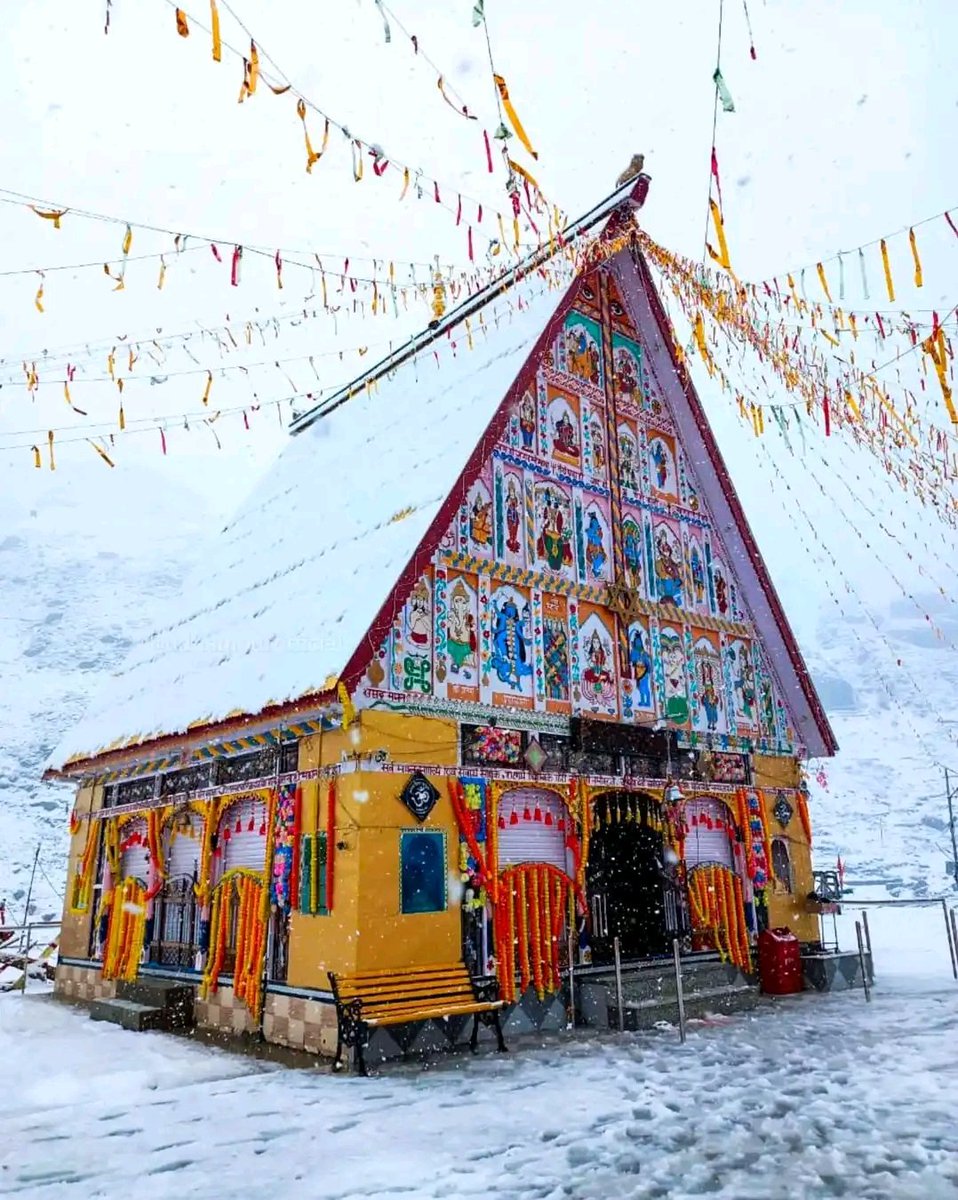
[48,173,836,1062]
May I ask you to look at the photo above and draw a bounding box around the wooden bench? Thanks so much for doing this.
[329,963,507,1075]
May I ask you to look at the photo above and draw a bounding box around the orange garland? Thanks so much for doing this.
[687,864,752,975]
[496,864,573,1003]
[101,877,147,981]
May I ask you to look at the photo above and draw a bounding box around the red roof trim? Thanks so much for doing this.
[629,244,838,756]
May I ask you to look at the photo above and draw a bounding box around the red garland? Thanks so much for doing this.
[289,786,302,906]
[325,781,336,913]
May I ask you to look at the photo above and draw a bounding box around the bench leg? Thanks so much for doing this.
[492,1009,508,1054]
[355,1034,369,1077]
[470,1013,480,1054]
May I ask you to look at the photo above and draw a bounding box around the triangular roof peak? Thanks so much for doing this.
[49,171,835,775]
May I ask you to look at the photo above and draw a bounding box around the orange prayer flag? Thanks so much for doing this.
[908,227,923,288]
[30,206,67,229]
[248,41,259,94]
[88,439,116,468]
[210,0,222,61]
[880,238,895,302]
[493,74,538,160]
[922,327,957,424]
[175,7,189,36]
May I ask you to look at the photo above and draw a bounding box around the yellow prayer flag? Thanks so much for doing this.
[816,262,832,303]
[32,445,41,469]
[121,224,132,256]
[880,238,895,302]
[909,227,923,288]
[47,430,56,471]
[88,440,116,468]
[202,370,212,405]
[210,0,222,60]
[493,74,538,160]
[34,277,44,312]
[30,206,66,229]
[118,403,126,431]
[248,41,259,94]
[706,199,732,272]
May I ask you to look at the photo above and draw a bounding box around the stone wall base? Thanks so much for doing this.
[263,992,338,1056]
[54,962,116,1003]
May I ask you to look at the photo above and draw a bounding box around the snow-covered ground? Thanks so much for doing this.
[2,904,957,1199]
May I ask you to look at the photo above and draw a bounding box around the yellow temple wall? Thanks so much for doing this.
[755,759,818,942]
[286,711,463,988]
[58,781,103,960]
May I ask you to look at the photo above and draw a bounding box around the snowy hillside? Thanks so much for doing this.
[0,467,227,920]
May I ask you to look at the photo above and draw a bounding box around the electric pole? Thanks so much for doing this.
[946,768,958,893]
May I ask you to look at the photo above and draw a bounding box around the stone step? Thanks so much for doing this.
[116,979,194,1028]
[612,984,760,1032]
[90,998,167,1032]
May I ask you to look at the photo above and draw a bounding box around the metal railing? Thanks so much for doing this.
[0,921,61,993]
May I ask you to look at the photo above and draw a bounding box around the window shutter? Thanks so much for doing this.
[120,817,151,884]
[165,818,204,881]
[219,796,269,874]
[682,798,734,870]
[498,788,570,872]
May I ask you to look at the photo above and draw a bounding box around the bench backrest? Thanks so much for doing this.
[332,963,477,1019]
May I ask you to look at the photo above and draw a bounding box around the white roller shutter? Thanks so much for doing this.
[120,817,150,885]
[165,819,204,882]
[681,799,734,870]
[220,797,269,874]
[498,788,570,872]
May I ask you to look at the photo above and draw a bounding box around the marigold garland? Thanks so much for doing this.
[69,819,100,914]
[796,789,813,847]
[101,877,147,981]
[688,864,752,975]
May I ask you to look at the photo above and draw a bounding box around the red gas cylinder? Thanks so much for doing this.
[757,927,804,995]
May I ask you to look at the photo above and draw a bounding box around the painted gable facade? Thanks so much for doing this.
[357,265,797,757]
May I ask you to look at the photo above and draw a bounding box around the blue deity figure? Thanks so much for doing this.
[629,627,653,707]
[585,511,607,578]
[489,595,532,689]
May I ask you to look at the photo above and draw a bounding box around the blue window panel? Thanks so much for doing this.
[400,831,447,915]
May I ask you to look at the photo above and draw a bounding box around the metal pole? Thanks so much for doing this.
[567,927,576,1028]
[942,898,958,981]
[861,909,872,960]
[613,936,625,1032]
[946,768,958,892]
[19,924,32,994]
[951,910,958,982]
[855,921,871,1002]
[20,845,40,954]
[672,938,687,1044]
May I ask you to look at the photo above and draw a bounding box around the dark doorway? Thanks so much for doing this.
[586,792,669,963]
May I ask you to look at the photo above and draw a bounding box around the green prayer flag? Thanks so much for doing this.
[472,0,485,26]
[713,67,735,113]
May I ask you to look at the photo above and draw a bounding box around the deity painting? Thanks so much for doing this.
[405,577,432,648]
[659,627,690,725]
[728,639,757,727]
[760,676,776,733]
[588,412,607,476]
[547,389,581,467]
[712,559,730,616]
[688,537,707,608]
[618,424,639,492]
[648,430,678,499]
[608,284,635,332]
[693,634,725,735]
[563,313,603,387]
[518,387,536,452]
[622,516,644,589]
[653,523,684,606]
[489,586,533,692]
[579,614,616,711]
[503,473,523,558]
[535,484,574,575]
[467,481,493,554]
[543,616,570,703]
[612,334,642,402]
[446,577,478,680]
[626,620,653,710]
[584,507,609,581]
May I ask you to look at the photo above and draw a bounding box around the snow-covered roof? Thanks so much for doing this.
[49,181,649,772]
[49,274,576,769]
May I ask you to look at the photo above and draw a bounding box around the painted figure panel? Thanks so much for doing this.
[621,616,655,719]
[726,637,758,730]
[541,592,571,713]
[446,573,480,702]
[391,570,433,696]
[534,481,575,578]
[659,624,691,726]
[648,429,679,502]
[546,386,582,469]
[611,332,642,406]
[577,606,618,719]
[621,510,645,593]
[692,630,726,735]
[652,520,685,607]
[495,466,526,566]
[487,583,534,709]
[607,278,636,335]
[686,533,709,613]
[517,385,537,454]
[617,419,640,495]
[464,475,494,559]
[582,499,612,583]
[710,553,731,618]
[583,403,608,482]
[561,311,603,390]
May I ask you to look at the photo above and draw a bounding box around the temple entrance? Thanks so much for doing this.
[586,791,669,964]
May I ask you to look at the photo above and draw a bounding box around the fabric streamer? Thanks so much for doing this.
[922,327,957,424]
[880,238,895,302]
[472,0,484,24]
[175,7,189,36]
[31,206,67,228]
[706,198,732,271]
[88,439,115,468]
[837,251,845,301]
[202,370,213,405]
[210,0,222,61]
[230,244,242,286]
[493,74,538,160]
[296,100,328,173]
[858,247,870,301]
[157,256,167,289]
[32,445,41,469]
[713,67,735,112]
[47,430,55,471]
[815,262,832,303]
[710,147,723,212]
[437,75,475,119]
[908,227,923,288]
[34,275,45,313]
